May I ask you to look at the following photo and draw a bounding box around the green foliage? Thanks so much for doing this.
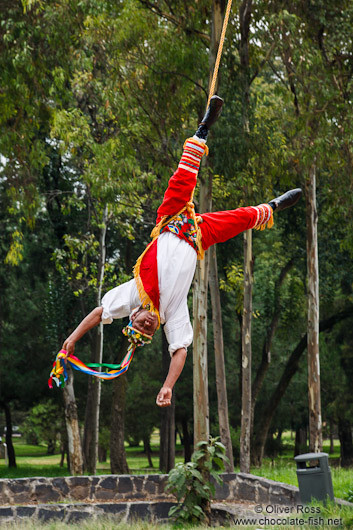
[220,263,244,314]
[344,488,353,503]
[229,425,241,463]
[1,0,353,476]
[5,229,24,266]
[166,437,229,524]
[125,370,160,448]
[22,401,64,454]
[98,426,110,458]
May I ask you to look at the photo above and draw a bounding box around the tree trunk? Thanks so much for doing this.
[240,229,253,473]
[251,305,353,465]
[294,426,308,457]
[329,420,335,454]
[192,154,212,450]
[83,204,108,474]
[193,0,224,450]
[98,445,107,463]
[209,245,234,471]
[60,440,68,467]
[62,366,84,475]
[193,4,225,524]
[82,357,101,473]
[1,401,16,468]
[238,0,253,474]
[181,417,192,462]
[338,418,353,468]
[47,439,56,455]
[305,164,322,453]
[143,435,154,469]
[251,259,295,432]
[193,252,210,447]
[110,369,129,474]
[159,328,175,472]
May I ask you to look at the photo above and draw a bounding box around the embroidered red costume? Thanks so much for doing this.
[102,137,273,355]
[62,96,301,409]
[133,137,273,322]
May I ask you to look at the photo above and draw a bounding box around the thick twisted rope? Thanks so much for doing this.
[207,0,233,106]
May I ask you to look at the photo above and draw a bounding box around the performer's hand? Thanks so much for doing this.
[156,387,172,407]
[62,339,75,357]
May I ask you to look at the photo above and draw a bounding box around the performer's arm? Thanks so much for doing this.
[62,307,103,356]
[156,347,187,407]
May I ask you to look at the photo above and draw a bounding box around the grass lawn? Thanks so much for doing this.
[0,438,185,478]
[0,433,351,529]
[2,503,353,530]
[0,522,251,530]
[0,433,352,502]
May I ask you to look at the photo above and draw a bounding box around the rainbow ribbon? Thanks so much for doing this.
[48,346,135,389]
[49,321,153,389]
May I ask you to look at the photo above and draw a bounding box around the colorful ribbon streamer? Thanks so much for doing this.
[48,321,153,389]
[48,346,135,389]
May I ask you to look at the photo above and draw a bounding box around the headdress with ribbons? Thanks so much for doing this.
[48,324,152,388]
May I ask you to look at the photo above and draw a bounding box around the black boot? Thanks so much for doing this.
[195,95,224,140]
[268,188,302,212]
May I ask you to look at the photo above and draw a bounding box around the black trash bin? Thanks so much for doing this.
[294,452,334,504]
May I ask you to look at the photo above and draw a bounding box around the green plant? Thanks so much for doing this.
[165,437,229,525]
[22,401,63,454]
[344,487,353,503]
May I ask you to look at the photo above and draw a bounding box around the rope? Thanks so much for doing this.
[207,0,233,106]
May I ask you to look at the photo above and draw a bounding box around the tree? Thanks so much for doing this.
[82,205,108,473]
[22,401,63,454]
[2,0,353,476]
[209,245,234,471]
[193,0,226,449]
[160,328,176,472]
[238,0,253,474]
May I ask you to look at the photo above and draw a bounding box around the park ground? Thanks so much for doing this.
[0,432,352,529]
[2,505,353,530]
[0,432,352,500]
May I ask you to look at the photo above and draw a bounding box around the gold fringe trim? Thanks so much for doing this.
[186,202,205,260]
[254,206,274,231]
[133,241,161,329]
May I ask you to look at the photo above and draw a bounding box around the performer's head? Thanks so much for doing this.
[129,306,159,337]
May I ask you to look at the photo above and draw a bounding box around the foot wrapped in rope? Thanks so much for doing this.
[195,95,224,140]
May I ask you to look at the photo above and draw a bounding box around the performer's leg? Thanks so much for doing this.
[156,139,206,221]
[156,96,223,222]
[200,189,302,251]
[200,204,271,250]
[194,95,223,141]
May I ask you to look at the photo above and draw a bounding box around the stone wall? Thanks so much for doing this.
[0,472,300,506]
[1,473,352,525]
[0,501,177,525]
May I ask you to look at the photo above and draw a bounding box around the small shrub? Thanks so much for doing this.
[166,436,229,525]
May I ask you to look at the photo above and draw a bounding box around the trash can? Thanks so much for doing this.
[294,452,334,504]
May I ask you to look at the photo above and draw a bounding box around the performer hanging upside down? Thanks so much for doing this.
[62,96,302,408]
